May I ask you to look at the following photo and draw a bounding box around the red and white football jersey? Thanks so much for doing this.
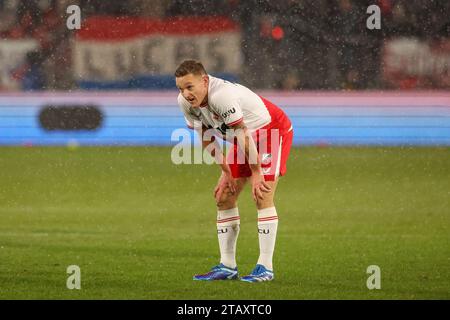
[177,75,291,140]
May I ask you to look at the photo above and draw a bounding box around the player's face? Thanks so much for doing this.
[176,73,209,108]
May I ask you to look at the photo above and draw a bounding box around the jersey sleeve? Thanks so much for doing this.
[210,92,244,127]
[177,94,200,129]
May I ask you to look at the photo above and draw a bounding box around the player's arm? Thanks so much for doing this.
[195,124,236,196]
[196,124,230,174]
[229,121,271,201]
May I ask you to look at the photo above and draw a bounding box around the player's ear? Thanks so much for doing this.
[202,74,209,87]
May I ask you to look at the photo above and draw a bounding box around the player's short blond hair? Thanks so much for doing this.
[174,60,207,77]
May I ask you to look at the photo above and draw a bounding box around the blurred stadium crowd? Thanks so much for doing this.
[0,0,449,91]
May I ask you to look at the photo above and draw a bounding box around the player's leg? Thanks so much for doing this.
[215,177,247,268]
[256,178,279,270]
[193,177,247,281]
[255,179,278,210]
[240,179,279,282]
[215,177,248,209]
[241,129,293,282]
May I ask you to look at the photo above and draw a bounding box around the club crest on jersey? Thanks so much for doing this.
[221,108,236,119]
[261,153,272,165]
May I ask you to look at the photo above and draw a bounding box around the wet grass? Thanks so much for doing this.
[0,146,449,299]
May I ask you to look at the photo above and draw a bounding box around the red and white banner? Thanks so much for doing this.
[383,37,450,89]
[73,16,243,85]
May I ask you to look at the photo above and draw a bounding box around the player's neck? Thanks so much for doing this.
[200,95,208,107]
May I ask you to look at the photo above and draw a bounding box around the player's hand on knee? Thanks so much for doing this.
[250,173,271,202]
[214,171,237,202]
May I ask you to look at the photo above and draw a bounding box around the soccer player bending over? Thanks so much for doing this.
[175,60,293,282]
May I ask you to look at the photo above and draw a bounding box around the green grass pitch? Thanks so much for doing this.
[0,146,449,299]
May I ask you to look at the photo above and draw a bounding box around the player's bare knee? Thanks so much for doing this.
[255,194,275,209]
[216,195,237,209]
[217,201,237,210]
[255,180,277,208]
